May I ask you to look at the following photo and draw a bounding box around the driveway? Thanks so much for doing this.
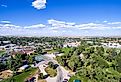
[36,54,70,82]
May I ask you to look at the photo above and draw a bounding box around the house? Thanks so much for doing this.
[0,41,1,45]
[23,46,35,55]
[28,42,35,46]
[2,41,11,44]
[18,65,29,72]
[14,47,23,52]
[63,42,81,47]
[5,44,16,51]
[12,46,35,56]
[79,53,84,60]
[0,46,6,50]
[24,50,35,55]
[35,55,45,62]
[26,77,36,82]
[11,50,25,57]
[101,42,121,48]
[54,53,64,56]
[86,41,93,44]
[73,80,81,82]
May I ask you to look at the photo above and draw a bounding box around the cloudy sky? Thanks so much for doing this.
[0,0,121,36]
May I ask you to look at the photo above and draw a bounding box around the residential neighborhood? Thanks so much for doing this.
[0,0,121,81]
[0,36,121,82]
[0,37,80,82]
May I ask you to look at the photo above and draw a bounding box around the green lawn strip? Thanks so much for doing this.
[106,68,121,77]
[94,55,109,67]
[0,50,6,57]
[62,47,72,53]
[45,67,57,77]
[14,68,38,82]
[1,68,38,82]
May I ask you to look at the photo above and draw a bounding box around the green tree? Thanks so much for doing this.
[39,73,44,79]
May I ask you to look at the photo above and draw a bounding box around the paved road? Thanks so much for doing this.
[36,54,63,82]
[44,54,63,82]
[56,67,63,82]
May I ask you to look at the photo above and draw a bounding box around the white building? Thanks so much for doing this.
[0,46,6,50]
[101,42,121,48]
[2,41,11,44]
[0,44,17,51]
[19,65,29,71]
[63,42,80,47]
[54,53,64,56]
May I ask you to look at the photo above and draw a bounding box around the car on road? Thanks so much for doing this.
[64,79,68,81]
[62,78,68,82]
[67,74,72,77]
[63,81,68,82]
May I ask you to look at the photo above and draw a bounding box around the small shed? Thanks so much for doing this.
[19,65,29,71]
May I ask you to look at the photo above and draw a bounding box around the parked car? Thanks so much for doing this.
[63,81,67,82]
[64,79,68,81]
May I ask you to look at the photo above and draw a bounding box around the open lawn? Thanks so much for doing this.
[0,50,5,57]
[45,67,57,77]
[62,47,72,53]
[106,68,121,77]
[1,68,39,82]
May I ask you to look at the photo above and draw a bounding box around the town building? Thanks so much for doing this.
[101,42,121,48]
[63,42,81,47]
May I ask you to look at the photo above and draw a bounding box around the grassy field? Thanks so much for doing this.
[45,67,57,77]
[1,68,38,82]
[45,47,72,54]
[0,50,6,57]
[62,47,72,53]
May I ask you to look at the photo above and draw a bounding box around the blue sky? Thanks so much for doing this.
[0,0,121,36]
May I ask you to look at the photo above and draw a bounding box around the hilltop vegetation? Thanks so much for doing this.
[56,42,121,82]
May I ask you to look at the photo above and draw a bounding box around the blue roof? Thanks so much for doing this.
[74,80,81,82]
[35,55,46,61]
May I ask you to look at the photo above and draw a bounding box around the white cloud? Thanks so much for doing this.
[0,23,20,29]
[48,19,106,30]
[75,23,110,30]
[103,21,108,23]
[1,20,11,24]
[1,20,121,31]
[75,23,102,27]
[24,24,46,28]
[1,5,7,7]
[48,19,121,30]
[32,0,46,10]
[48,19,75,28]
[1,20,121,36]
[108,22,121,25]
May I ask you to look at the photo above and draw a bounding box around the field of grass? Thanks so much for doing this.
[45,67,57,77]
[62,47,72,53]
[1,68,38,82]
[106,68,121,77]
[0,50,6,57]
